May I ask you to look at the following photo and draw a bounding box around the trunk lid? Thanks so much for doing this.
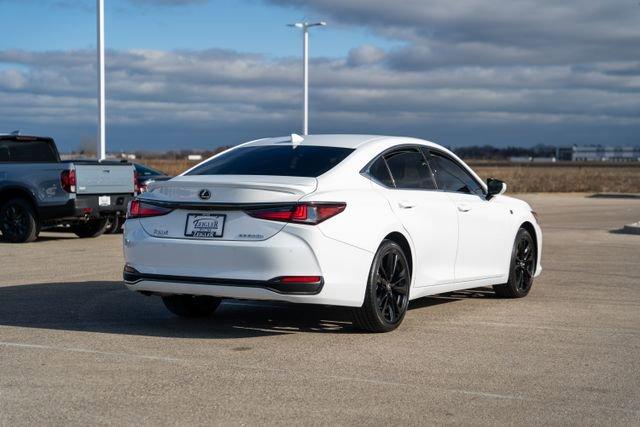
[137,175,317,241]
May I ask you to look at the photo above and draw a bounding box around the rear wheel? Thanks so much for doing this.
[162,295,222,318]
[104,215,122,234]
[352,240,411,333]
[72,217,109,238]
[494,228,537,298]
[0,198,39,243]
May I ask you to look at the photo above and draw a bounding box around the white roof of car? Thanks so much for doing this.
[246,134,439,150]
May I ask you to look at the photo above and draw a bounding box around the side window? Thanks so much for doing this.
[368,156,394,187]
[430,153,483,195]
[1,140,58,163]
[385,149,435,190]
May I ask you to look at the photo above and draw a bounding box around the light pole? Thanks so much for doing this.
[97,0,106,160]
[288,21,326,136]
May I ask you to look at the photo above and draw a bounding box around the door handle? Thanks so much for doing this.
[457,204,472,212]
[398,201,415,209]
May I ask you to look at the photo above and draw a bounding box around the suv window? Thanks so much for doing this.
[429,153,483,195]
[367,156,394,187]
[187,145,354,178]
[0,139,58,163]
[384,149,435,190]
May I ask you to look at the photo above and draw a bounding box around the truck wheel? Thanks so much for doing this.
[104,215,122,234]
[72,217,109,238]
[0,198,40,243]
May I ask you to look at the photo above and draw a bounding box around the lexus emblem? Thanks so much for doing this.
[198,189,211,200]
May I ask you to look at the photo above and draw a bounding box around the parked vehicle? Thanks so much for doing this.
[123,134,542,332]
[103,163,171,234]
[134,163,171,194]
[0,134,135,243]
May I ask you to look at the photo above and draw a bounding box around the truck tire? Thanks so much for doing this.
[104,215,122,234]
[0,198,40,243]
[72,217,109,238]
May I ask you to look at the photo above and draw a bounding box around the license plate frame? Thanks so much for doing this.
[184,213,226,239]
[98,195,111,207]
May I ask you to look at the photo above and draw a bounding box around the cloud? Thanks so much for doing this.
[269,0,640,68]
[1,0,639,150]
[1,46,638,151]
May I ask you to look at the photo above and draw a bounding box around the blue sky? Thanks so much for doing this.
[0,0,638,153]
[0,0,398,58]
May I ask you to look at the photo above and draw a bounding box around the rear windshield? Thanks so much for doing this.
[0,139,59,163]
[186,145,354,177]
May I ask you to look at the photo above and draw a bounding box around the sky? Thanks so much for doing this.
[0,0,638,152]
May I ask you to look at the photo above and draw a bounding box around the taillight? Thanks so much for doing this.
[60,169,76,193]
[133,170,141,194]
[245,202,346,225]
[127,200,173,219]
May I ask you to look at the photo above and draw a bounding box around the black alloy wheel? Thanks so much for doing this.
[0,198,39,243]
[494,228,537,298]
[353,240,411,332]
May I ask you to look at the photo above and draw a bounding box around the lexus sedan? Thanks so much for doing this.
[123,135,542,332]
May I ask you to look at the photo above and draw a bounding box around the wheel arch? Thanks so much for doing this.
[519,221,538,250]
[383,231,413,277]
[0,186,38,212]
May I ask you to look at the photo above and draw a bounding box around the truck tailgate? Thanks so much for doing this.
[75,163,134,194]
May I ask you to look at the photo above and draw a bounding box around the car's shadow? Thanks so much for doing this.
[0,281,495,338]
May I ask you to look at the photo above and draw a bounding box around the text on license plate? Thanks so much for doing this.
[184,213,225,238]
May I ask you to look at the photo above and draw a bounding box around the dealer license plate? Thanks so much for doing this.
[184,213,225,238]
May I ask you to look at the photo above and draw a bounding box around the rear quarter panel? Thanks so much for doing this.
[0,162,72,208]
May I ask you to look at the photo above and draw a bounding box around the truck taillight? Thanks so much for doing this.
[245,203,346,225]
[127,200,173,219]
[60,170,76,193]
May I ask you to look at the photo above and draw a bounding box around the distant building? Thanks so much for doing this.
[509,156,556,163]
[187,154,203,161]
[556,145,640,162]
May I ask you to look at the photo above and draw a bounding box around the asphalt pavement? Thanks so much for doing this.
[0,193,638,425]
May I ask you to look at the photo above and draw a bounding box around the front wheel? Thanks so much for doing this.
[493,228,537,298]
[162,295,222,318]
[72,218,109,238]
[352,240,411,333]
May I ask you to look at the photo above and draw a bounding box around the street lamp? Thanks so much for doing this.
[96,0,106,160]
[288,21,326,136]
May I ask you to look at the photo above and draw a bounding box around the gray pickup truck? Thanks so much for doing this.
[0,134,135,243]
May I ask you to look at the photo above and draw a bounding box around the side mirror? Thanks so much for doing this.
[486,178,507,200]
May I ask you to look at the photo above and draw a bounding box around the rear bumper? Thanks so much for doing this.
[39,193,132,221]
[123,219,374,307]
[123,267,324,295]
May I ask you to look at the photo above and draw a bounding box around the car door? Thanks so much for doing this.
[367,147,458,287]
[426,150,512,281]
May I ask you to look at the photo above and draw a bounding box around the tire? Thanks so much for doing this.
[493,228,537,298]
[0,198,39,243]
[162,295,222,318]
[104,215,122,234]
[352,239,411,332]
[72,217,109,238]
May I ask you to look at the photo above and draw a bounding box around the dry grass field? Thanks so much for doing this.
[141,157,640,194]
[471,163,640,193]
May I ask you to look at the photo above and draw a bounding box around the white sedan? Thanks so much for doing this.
[123,134,542,332]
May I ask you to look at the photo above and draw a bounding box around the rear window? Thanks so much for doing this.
[0,139,59,163]
[187,145,354,177]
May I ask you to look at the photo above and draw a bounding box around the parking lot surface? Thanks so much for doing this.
[1,193,639,425]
